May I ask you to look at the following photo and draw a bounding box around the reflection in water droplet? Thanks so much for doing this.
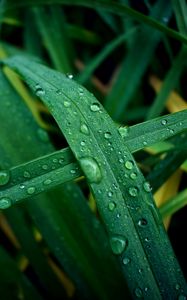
[79,157,102,183]
[128,187,138,197]
[118,126,129,138]
[80,123,89,135]
[125,160,133,170]
[143,182,152,192]
[0,197,11,209]
[134,287,143,298]
[27,187,36,195]
[108,202,116,211]
[0,170,10,186]
[123,257,131,265]
[90,103,100,112]
[110,236,127,255]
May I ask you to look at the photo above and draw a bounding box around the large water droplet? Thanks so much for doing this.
[0,197,11,209]
[79,157,102,183]
[134,287,143,298]
[125,160,133,170]
[128,187,138,197]
[123,257,131,265]
[104,132,112,139]
[35,84,45,97]
[37,128,49,143]
[80,123,89,135]
[108,202,116,211]
[90,103,100,112]
[0,170,10,186]
[27,187,36,195]
[110,236,127,255]
[118,126,129,138]
[143,182,152,192]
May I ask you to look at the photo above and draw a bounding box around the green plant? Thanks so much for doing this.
[0,1,187,299]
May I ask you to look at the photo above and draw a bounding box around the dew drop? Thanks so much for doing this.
[134,287,143,298]
[143,182,152,192]
[43,179,52,185]
[37,128,49,143]
[66,73,73,79]
[56,89,62,95]
[130,172,137,180]
[104,132,112,139]
[78,88,84,96]
[143,141,147,146]
[118,126,129,138]
[79,157,102,183]
[0,197,11,209]
[110,236,127,255]
[80,123,89,135]
[0,170,10,186]
[42,164,48,170]
[161,119,167,125]
[169,129,174,134]
[175,283,181,290]
[70,169,76,174]
[108,191,113,197]
[90,103,100,112]
[63,101,71,107]
[138,218,147,227]
[80,141,86,146]
[52,158,58,163]
[35,84,45,97]
[20,184,25,189]
[122,257,131,265]
[119,158,124,163]
[23,171,31,178]
[125,160,133,170]
[108,202,116,211]
[128,187,138,197]
[27,187,36,195]
[59,158,64,164]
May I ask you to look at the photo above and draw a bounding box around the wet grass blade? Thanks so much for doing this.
[5,55,187,299]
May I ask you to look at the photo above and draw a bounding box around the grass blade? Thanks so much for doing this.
[5,54,187,298]
[160,188,187,218]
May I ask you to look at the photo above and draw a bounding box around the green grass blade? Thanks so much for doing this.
[4,0,187,46]
[172,0,187,34]
[32,5,74,73]
[160,188,187,218]
[104,1,172,121]
[146,46,187,120]
[6,55,187,298]
[77,26,138,84]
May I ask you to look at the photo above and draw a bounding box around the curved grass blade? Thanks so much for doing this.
[1,109,187,206]
[4,0,187,46]
[0,68,126,299]
[6,55,187,299]
[160,188,187,218]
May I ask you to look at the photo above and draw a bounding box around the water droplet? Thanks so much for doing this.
[104,132,112,139]
[23,171,31,178]
[163,16,169,23]
[90,103,100,112]
[110,236,127,255]
[70,169,76,174]
[138,218,147,227]
[63,101,71,107]
[80,141,86,146]
[128,187,138,197]
[27,187,36,195]
[125,160,133,170]
[52,158,58,163]
[56,89,62,95]
[178,295,187,300]
[37,128,49,143]
[42,164,48,170]
[143,141,147,146]
[175,283,181,290]
[108,191,113,197]
[66,73,73,79]
[143,182,152,192]
[0,197,11,209]
[43,179,52,185]
[0,170,10,185]
[80,123,89,135]
[78,88,84,96]
[79,157,102,183]
[169,129,174,134]
[134,287,143,298]
[130,172,137,180]
[35,84,45,97]
[118,126,129,138]
[122,257,131,265]
[119,158,124,163]
[20,184,25,189]
[59,158,64,164]
[108,202,116,211]
[161,119,167,125]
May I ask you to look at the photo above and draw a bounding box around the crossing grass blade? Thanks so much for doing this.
[0,68,127,299]
[160,188,187,218]
[4,54,187,299]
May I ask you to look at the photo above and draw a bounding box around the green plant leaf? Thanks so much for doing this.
[160,188,187,218]
[4,54,187,298]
